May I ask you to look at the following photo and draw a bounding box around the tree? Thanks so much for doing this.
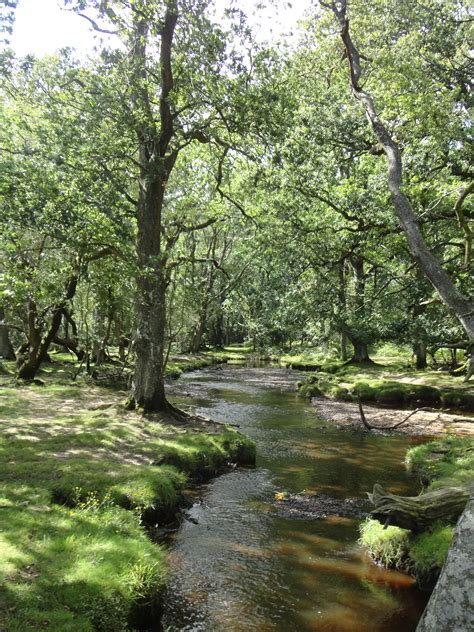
[65,0,261,410]
[322,0,474,377]
[1,52,130,379]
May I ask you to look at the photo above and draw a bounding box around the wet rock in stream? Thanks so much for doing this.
[274,493,369,521]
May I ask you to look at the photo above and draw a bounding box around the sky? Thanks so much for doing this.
[10,0,313,57]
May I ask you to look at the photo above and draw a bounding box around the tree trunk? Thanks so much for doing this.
[0,307,15,360]
[212,308,225,349]
[340,332,349,361]
[127,7,178,412]
[329,1,474,353]
[16,270,85,379]
[349,337,370,363]
[337,262,349,361]
[131,266,169,411]
[368,483,470,533]
[345,255,373,363]
[415,340,427,369]
[17,302,65,380]
[53,335,84,360]
[417,498,474,632]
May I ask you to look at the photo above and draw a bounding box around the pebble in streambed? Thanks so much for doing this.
[273,492,370,521]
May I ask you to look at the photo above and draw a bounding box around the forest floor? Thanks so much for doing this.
[0,351,255,631]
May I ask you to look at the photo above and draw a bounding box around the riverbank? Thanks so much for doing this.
[359,435,473,588]
[308,396,474,436]
[0,359,255,630]
[291,346,473,434]
[276,344,471,411]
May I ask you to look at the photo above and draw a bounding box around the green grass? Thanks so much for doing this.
[165,355,220,378]
[408,523,454,579]
[359,519,454,582]
[0,376,255,630]
[297,362,474,411]
[359,519,410,569]
[0,502,165,631]
[360,435,472,585]
[406,436,474,491]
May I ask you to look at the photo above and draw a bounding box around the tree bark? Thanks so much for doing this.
[414,340,427,370]
[0,306,15,360]
[17,274,78,380]
[338,260,349,361]
[348,336,370,363]
[53,335,84,360]
[345,255,373,363]
[417,498,474,632]
[326,0,474,358]
[128,7,179,412]
[15,248,113,380]
[340,332,349,361]
[368,483,470,533]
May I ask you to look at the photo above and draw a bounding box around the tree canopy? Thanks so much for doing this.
[1,0,473,398]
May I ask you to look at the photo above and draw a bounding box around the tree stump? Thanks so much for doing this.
[368,484,470,532]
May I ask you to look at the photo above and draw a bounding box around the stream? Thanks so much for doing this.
[163,365,429,631]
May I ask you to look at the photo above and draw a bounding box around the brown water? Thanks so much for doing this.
[164,366,429,631]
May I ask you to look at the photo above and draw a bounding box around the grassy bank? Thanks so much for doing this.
[359,436,473,586]
[292,347,473,411]
[0,363,255,630]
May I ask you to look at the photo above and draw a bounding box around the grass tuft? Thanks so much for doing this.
[359,519,410,569]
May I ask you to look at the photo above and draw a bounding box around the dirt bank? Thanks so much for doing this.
[311,396,474,436]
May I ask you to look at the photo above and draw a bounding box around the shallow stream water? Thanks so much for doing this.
[163,366,429,631]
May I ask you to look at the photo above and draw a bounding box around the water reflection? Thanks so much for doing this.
[163,367,428,631]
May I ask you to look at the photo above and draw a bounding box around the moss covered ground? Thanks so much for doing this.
[0,353,255,630]
[292,344,473,411]
[359,436,473,586]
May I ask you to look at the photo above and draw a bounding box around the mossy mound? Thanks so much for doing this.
[359,518,453,587]
[361,435,472,587]
[406,436,474,490]
[299,372,473,411]
[0,500,166,631]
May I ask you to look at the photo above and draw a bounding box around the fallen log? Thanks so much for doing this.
[368,483,470,532]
